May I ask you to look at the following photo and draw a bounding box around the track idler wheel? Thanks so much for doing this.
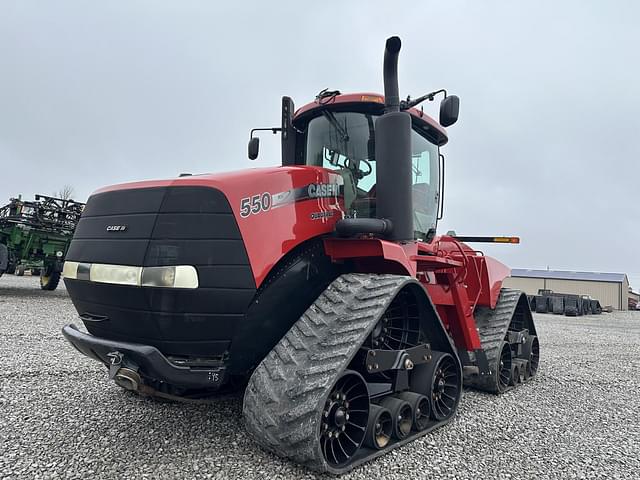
[410,351,461,421]
[378,396,412,440]
[320,370,369,468]
[497,341,512,392]
[521,335,540,378]
[364,404,393,450]
[396,391,431,431]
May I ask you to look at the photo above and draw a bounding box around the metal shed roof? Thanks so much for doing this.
[510,269,628,284]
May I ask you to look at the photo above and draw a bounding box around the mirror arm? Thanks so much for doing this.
[401,89,447,110]
[250,127,282,139]
[248,127,282,160]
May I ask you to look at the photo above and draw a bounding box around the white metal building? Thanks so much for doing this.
[503,269,629,310]
[629,289,640,309]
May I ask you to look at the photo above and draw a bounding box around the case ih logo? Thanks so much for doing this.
[307,183,339,198]
[106,225,127,232]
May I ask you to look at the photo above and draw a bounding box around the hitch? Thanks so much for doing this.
[106,350,142,391]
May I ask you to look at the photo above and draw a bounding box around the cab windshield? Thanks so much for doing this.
[304,111,439,239]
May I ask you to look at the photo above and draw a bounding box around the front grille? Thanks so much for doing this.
[64,186,256,357]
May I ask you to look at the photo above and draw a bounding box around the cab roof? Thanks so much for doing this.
[294,92,449,146]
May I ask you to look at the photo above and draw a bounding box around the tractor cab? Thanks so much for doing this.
[293,93,446,241]
[250,88,458,242]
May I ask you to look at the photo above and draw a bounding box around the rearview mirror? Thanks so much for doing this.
[439,95,460,127]
[248,137,260,160]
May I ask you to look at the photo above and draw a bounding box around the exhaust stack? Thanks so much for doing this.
[382,36,402,113]
[375,36,414,241]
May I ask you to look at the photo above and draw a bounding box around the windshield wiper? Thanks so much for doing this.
[322,110,349,143]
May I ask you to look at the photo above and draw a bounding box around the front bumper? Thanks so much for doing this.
[62,324,226,390]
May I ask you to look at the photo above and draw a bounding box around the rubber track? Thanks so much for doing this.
[242,273,412,474]
[466,288,530,392]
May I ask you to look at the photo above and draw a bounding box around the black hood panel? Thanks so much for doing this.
[66,186,250,268]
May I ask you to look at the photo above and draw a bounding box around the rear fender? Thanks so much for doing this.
[322,238,416,277]
[466,255,511,309]
[322,238,455,355]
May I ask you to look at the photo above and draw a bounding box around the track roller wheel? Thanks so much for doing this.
[320,370,369,468]
[509,364,520,386]
[521,335,540,378]
[364,404,392,450]
[396,391,430,431]
[410,351,461,421]
[378,396,412,440]
[497,341,512,392]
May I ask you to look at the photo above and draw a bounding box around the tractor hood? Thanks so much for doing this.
[63,166,345,361]
[75,166,345,288]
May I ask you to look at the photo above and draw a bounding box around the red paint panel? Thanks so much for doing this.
[483,256,511,308]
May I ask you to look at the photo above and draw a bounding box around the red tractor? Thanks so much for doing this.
[62,37,539,473]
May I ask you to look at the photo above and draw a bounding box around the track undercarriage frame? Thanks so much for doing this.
[243,274,463,473]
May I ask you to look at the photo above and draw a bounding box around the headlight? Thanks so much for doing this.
[62,261,80,279]
[62,262,198,289]
[90,264,142,286]
[141,266,198,289]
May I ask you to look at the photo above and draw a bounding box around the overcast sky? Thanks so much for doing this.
[1,1,639,288]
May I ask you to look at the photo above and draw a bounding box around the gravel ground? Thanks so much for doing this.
[1,274,639,480]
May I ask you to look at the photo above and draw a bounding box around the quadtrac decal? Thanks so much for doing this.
[239,183,341,219]
[310,210,334,220]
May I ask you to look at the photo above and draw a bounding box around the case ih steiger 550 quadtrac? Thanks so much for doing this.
[62,37,539,473]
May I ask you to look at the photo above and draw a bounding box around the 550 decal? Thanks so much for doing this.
[239,183,342,219]
[239,192,272,218]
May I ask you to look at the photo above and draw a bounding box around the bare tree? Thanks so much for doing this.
[55,185,75,200]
